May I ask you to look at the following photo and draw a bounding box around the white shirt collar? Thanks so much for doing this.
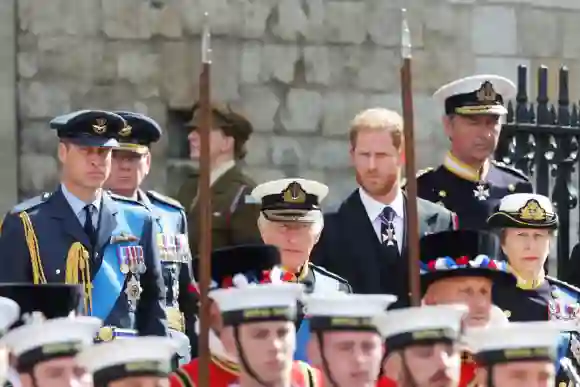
[359,187,404,223]
[210,160,235,187]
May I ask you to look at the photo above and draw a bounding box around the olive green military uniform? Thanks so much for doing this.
[177,102,262,256]
[176,166,261,256]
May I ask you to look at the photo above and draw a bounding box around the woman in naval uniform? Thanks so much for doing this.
[488,192,580,387]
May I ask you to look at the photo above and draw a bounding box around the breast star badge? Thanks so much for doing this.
[473,184,490,201]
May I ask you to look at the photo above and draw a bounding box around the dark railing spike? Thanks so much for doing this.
[558,66,570,126]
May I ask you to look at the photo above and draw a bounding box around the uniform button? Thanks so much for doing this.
[56,269,61,274]
[95,253,99,258]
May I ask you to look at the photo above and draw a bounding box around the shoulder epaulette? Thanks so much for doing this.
[310,263,349,285]
[547,275,580,294]
[146,190,184,210]
[108,193,148,208]
[491,160,531,181]
[416,167,435,179]
[10,192,51,214]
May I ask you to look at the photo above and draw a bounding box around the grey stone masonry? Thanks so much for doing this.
[9,0,580,222]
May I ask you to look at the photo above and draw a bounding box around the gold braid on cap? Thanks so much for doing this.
[518,199,547,222]
[19,212,46,284]
[65,242,92,314]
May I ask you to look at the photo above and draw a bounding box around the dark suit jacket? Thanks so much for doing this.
[0,187,167,336]
[311,189,457,308]
[176,165,262,255]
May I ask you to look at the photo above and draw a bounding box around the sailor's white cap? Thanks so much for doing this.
[465,321,563,364]
[250,178,329,222]
[374,305,468,351]
[305,294,397,331]
[433,75,516,116]
[0,297,20,335]
[487,193,557,229]
[210,283,304,326]
[76,337,178,385]
[0,316,101,370]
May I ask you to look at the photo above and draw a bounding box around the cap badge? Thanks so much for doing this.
[476,81,497,104]
[119,125,132,137]
[92,118,108,134]
[282,182,306,204]
[518,199,547,222]
[22,311,46,325]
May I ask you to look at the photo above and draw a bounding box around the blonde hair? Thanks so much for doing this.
[349,108,404,150]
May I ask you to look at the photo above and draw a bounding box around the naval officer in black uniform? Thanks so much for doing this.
[415,75,533,230]
[0,110,167,337]
[104,111,196,361]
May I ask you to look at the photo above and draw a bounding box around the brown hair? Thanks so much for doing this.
[349,108,404,150]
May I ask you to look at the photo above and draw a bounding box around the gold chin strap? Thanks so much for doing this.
[19,212,46,284]
[65,242,92,314]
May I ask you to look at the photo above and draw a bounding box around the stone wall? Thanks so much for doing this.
[7,0,580,211]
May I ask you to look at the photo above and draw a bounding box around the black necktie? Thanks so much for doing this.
[83,204,96,247]
[379,206,399,255]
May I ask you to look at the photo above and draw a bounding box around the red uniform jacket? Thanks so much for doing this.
[459,352,477,387]
[376,376,398,387]
[170,356,320,387]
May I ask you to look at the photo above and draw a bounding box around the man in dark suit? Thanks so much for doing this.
[175,103,261,255]
[311,108,457,308]
[0,110,167,337]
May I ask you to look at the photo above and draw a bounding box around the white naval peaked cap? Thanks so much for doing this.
[211,283,304,312]
[497,193,554,214]
[251,178,329,203]
[374,305,468,350]
[487,193,557,229]
[305,294,397,317]
[433,74,516,116]
[76,337,178,383]
[250,178,329,222]
[1,316,101,358]
[0,297,20,335]
[305,294,398,331]
[465,321,564,363]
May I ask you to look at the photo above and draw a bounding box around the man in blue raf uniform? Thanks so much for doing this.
[0,110,167,338]
[487,193,580,386]
[415,75,533,230]
[104,111,196,362]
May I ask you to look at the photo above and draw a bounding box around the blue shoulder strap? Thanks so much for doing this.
[294,318,311,362]
[91,198,148,322]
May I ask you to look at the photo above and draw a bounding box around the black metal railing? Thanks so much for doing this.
[495,65,580,275]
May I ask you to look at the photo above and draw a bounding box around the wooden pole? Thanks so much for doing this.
[400,9,421,307]
[197,12,213,387]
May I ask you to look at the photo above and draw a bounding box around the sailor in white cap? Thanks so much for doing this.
[0,314,101,387]
[171,245,318,387]
[210,283,315,387]
[465,321,565,387]
[304,294,397,387]
[488,193,580,386]
[0,297,20,387]
[250,178,351,361]
[374,305,468,387]
[415,74,532,231]
[76,337,177,387]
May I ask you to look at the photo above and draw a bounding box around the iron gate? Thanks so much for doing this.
[495,65,580,276]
